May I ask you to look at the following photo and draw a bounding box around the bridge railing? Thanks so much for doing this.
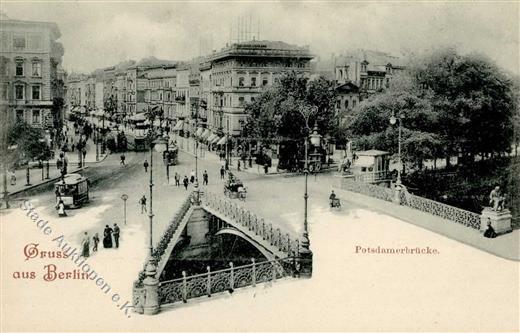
[340,177,395,202]
[203,191,302,257]
[339,178,481,229]
[134,193,195,289]
[158,257,296,306]
[400,190,481,229]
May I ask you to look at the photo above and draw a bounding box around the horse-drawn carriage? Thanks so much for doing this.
[223,172,246,200]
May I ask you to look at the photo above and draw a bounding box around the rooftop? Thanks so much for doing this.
[210,39,313,62]
[0,13,61,39]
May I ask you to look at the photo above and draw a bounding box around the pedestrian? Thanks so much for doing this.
[220,166,225,179]
[483,218,497,238]
[9,170,16,186]
[174,172,180,186]
[56,199,67,217]
[237,160,241,171]
[113,223,120,248]
[139,195,147,214]
[81,232,90,257]
[183,175,189,190]
[264,163,269,174]
[248,155,253,168]
[71,143,75,152]
[92,233,100,252]
[103,225,113,248]
[143,160,149,172]
[120,154,126,165]
[203,170,208,185]
[82,148,87,160]
[225,160,229,171]
[190,170,195,183]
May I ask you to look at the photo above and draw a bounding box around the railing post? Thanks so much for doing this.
[182,271,187,303]
[229,262,234,292]
[261,220,265,239]
[251,258,256,287]
[269,225,274,245]
[206,266,211,297]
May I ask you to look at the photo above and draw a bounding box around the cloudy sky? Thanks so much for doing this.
[2,1,519,75]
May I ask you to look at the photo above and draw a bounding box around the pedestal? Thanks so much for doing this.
[143,262,159,315]
[298,249,313,278]
[480,207,512,235]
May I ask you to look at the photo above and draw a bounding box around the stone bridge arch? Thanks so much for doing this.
[214,227,277,261]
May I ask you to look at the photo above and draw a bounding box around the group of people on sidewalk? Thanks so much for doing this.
[80,223,121,258]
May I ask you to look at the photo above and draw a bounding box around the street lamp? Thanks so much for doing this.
[121,194,128,225]
[163,132,170,184]
[389,112,403,185]
[147,134,168,256]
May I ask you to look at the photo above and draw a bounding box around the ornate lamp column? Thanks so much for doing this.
[148,132,168,256]
[300,122,321,278]
[390,112,404,204]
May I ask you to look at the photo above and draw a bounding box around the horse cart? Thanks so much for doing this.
[223,172,246,200]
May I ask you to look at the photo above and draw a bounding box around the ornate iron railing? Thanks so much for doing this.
[340,178,395,202]
[158,258,295,306]
[342,171,389,183]
[400,190,481,229]
[203,192,301,257]
[134,193,195,288]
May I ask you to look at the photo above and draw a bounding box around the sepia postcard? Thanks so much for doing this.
[0,1,519,332]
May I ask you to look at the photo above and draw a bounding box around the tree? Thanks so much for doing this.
[4,121,50,167]
[350,74,442,170]
[243,72,337,168]
[412,48,515,162]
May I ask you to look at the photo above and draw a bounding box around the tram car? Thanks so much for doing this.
[54,174,90,208]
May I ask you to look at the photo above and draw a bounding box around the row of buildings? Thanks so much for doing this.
[0,12,66,132]
[66,38,404,140]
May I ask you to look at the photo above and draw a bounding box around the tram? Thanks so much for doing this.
[54,174,90,208]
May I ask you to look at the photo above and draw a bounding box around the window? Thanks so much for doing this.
[1,83,8,100]
[251,97,256,103]
[16,61,24,76]
[238,97,245,106]
[238,77,245,87]
[251,77,257,87]
[345,100,349,109]
[262,78,268,86]
[336,100,340,109]
[32,110,40,123]
[352,100,357,108]
[13,35,26,50]
[15,85,24,100]
[32,85,41,100]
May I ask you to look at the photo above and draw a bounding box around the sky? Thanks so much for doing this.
[2,1,519,75]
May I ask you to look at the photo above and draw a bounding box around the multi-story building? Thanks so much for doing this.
[0,14,64,129]
[202,40,313,137]
[333,49,405,119]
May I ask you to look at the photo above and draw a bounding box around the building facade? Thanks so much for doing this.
[203,40,313,136]
[0,15,64,129]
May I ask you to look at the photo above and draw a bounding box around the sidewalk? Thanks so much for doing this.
[333,186,520,261]
[176,135,337,177]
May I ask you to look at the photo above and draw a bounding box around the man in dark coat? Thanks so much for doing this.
[113,223,120,248]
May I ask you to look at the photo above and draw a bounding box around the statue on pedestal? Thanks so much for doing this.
[488,186,506,212]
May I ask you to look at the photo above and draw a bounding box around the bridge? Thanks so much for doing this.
[132,189,311,315]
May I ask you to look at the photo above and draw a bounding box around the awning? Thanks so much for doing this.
[216,136,228,145]
[143,119,151,125]
[207,133,217,142]
[129,113,147,122]
[201,129,211,140]
[172,121,184,131]
[210,135,221,144]
[195,128,204,137]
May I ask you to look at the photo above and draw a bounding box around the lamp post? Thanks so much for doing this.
[163,132,170,184]
[95,128,100,162]
[147,133,168,256]
[121,194,128,225]
[389,112,403,185]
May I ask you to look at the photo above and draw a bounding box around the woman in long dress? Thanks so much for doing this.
[103,225,113,248]
[57,200,67,217]
[81,232,90,257]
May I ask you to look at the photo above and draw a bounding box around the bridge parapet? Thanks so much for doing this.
[202,191,302,258]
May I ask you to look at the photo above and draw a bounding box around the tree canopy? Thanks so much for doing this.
[350,47,516,169]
